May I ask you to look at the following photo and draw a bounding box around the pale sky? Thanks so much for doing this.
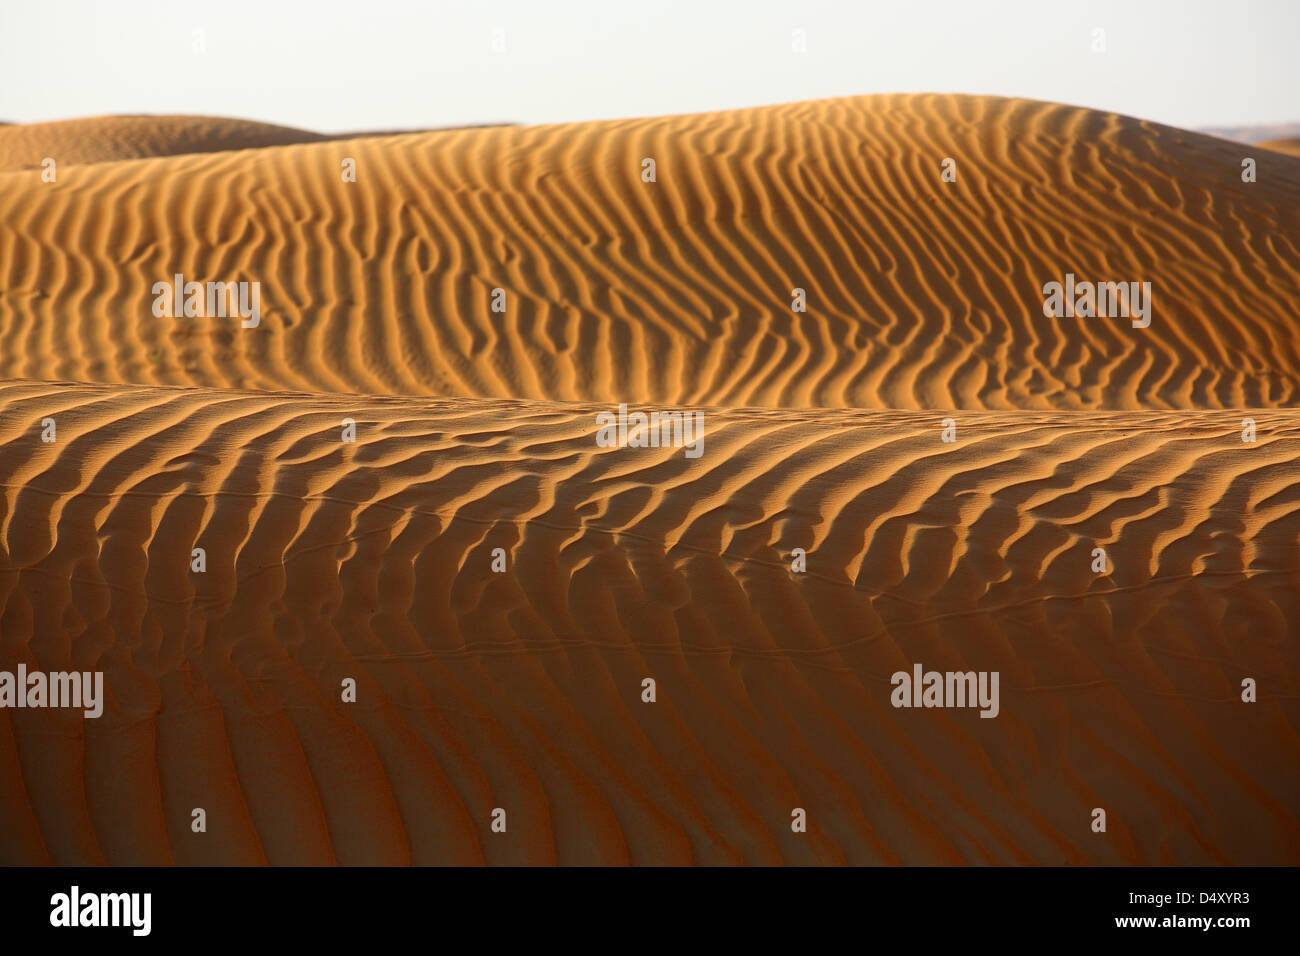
[0,0,1294,133]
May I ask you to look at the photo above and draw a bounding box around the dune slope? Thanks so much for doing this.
[0,380,1296,864]
[0,95,1297,409]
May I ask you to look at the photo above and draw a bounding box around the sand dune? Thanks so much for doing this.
[1200,122,1300,145]
[0,95,1297,408]
[0,379,1296,864]
[1259,137,1300,158]
[1,96,1297,866]
[0,115,330,169]
[0,115,516,171]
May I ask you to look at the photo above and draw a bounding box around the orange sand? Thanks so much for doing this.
[0,96,1297,864]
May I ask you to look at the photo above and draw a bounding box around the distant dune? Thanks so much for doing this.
[0,96,1296,865]
[1199,121,1300,145]
[0,114,330,168]
[0,114,516,170]
[1258,137,1300,157]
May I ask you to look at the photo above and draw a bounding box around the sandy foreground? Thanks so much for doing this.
[0,95,1297,864]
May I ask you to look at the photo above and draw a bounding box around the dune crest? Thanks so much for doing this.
[0,114,330,169]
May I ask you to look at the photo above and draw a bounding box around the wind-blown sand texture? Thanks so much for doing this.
[1,95,1297,864]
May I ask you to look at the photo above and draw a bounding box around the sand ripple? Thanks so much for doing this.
[1,96,1297,864]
